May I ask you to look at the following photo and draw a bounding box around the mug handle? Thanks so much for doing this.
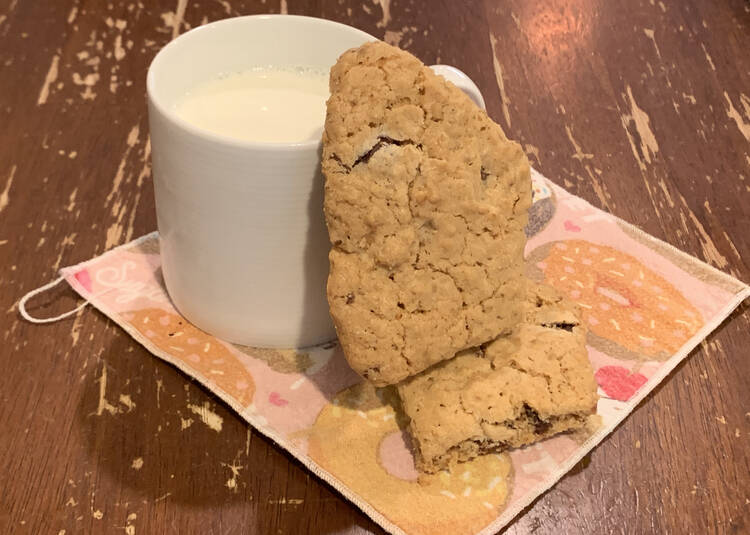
[429,65,486,111]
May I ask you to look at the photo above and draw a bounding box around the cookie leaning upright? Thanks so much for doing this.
[322,41,531,386]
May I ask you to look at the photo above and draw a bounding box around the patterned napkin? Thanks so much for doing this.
[58,170,748,535]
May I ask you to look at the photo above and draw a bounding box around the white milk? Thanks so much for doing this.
[173,66,329,143]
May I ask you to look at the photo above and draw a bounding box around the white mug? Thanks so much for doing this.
[147,15,484,348]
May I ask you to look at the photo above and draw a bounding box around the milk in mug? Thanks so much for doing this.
[173,66,329,143]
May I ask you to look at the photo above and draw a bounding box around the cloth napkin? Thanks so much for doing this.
[57,170,749,535]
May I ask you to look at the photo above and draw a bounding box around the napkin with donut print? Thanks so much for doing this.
[58,169,748,535]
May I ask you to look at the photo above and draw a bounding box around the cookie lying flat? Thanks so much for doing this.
[323,41,531,386]
[397,284,599,473]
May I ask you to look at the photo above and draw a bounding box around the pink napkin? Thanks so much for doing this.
[54,170,748,535]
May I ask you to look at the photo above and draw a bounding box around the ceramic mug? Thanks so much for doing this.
[147,15,484,348]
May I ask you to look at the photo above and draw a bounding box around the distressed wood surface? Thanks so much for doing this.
[1,0,748,533]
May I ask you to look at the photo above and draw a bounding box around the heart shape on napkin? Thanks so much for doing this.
[268,391,289,406]
[595,366,648,401]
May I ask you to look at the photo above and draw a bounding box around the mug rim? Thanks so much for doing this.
[146,14,375,151]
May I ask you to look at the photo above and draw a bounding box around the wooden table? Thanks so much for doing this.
[2,1,748,533]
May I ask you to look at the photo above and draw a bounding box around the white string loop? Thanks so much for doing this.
[18,276,89,324]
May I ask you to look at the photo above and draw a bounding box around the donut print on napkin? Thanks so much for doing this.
[59,169,749,535]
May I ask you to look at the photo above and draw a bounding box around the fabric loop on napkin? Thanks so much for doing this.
[18,275,89,324]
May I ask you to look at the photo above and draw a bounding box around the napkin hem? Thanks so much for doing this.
[544,174,748,292]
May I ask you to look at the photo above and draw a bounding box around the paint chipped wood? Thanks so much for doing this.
[0,1,748,534]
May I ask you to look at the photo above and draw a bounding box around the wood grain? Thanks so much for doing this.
[1,0,748,533]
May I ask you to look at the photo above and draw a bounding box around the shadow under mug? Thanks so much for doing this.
[147,15,485,348]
